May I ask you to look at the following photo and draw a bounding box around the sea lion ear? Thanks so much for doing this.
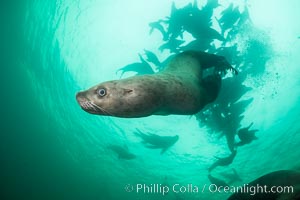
[123,89,133,94]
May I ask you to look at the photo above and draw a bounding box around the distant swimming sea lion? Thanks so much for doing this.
[76,51,237,118]
[134,129,179,154]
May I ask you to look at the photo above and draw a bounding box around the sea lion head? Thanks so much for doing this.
[76,77,162,117]
[76,80,134,117]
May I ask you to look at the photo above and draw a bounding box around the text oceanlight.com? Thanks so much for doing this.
[124,183,294,196]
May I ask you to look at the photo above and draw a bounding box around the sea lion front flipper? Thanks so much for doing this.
[202,74,222,103]
[160,147,169,154]
[145,145,160,149]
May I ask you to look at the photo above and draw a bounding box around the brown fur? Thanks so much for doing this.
[76,51,226,118]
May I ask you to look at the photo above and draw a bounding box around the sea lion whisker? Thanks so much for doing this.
[80,102,86,109]
[85,101,92,110]
[90,101,113,116]
[89,102,97,111]
[84,102,88,109]
[89,102,98,112]
[91,103,110,115]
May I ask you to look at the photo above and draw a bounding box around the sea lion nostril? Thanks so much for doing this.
[76,92,84,101]
[76,92,90,105]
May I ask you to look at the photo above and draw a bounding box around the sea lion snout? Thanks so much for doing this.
[76,87,115,116]
[76,91,86,102]
[76,91,97,113]
[76,92,87,106]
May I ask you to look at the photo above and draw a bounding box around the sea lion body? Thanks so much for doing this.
[76,51,235,118]
[228,170,300,200]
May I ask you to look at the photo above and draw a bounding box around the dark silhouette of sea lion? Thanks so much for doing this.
[179,38,213,52]
[228,170,300,200]
[209,150,237,172]
[165,2,191,40]
[217,3,241,35]
[134,129,179,154]
[107,145,136,160]
[236,122,258,146]
[208,174,229,187]
[221,168,243,184]
[149,20,168,41]
[116,54,154,77]
[158,38,185,53]
[143,49,162,70]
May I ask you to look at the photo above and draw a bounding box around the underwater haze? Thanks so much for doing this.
[1,0,300,200]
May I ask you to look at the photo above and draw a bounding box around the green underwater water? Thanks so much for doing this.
[1,0,300,200]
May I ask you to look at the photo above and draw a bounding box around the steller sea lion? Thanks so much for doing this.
[227,170,300,200]
[208,150,237,172]
[134,129,179,154]
[76,51,237,118]
[107,145,136,160]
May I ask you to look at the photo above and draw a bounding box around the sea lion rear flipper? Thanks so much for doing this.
[192,52,237,75]
[134,129,142,137]
[237,141,245,146]
[149,27,154,35]
[247,122,254,129]
[214,55,238,75]
[208,163,218,172]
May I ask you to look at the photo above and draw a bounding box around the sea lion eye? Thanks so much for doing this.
[97,88,106,97]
